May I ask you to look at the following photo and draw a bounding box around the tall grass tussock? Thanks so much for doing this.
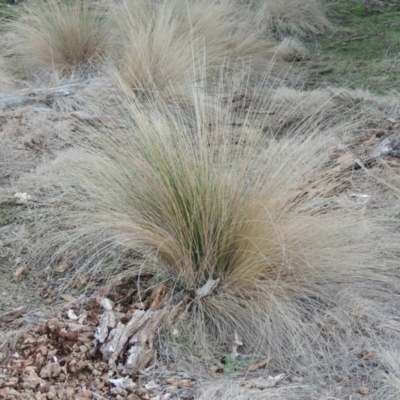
[239,0,332,38]
[110,0,284,102]
[19,82,400,383]
[12,0,111,74]
[9,0,291,101]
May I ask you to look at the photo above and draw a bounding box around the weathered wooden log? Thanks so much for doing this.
[0,79,103,110]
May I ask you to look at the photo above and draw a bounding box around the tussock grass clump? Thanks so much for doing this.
[274,37,310,62]
[111,0,283,100]
[19,89,400,381]
[12,0,111,74]
[246,0,332,38]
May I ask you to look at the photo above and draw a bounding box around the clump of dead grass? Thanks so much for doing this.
[274,37,310,62]
[16,84,400,386]
[11,0,111,74]
[110,0,284,101]
[244,0,332,38]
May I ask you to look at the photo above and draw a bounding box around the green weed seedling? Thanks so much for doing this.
[212,354,256,375]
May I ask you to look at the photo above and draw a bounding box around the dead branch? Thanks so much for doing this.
[0,79,103,110]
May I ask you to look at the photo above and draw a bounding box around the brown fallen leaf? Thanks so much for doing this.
[73,276,89,288]
[361,352,373,361]
[55,261,69,273]
[248,358,270,372]
[13,267,26,282]
[387,157,400,166]
[241,374,285,389]
[165,377,194,388]
[60,293,77,303]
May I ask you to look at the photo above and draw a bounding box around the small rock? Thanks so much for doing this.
[79,345,88,354]
[178,388,197,399]
[14,192,32,205]
[110,387,124,395]
[9,388,21,397]
[101,298,114,311]
[65,387,75,398]
[40,362,62,379]
[21,367,44,389]
[109,377,136,390]
[165,386,178,394]
[79,390,92,398]
[126,394,141,400]
[358,386,370,395]
[47,318,61,332]
[92,369,102,376]
[47,386,57,399]
[5,377,18,388]
[59,373,66,382]
[67,309,79,320]
[144,380,159,390]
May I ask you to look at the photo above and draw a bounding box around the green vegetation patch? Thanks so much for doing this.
[304,0,400,93]
[212,354,257,375]
[0,0,19,22]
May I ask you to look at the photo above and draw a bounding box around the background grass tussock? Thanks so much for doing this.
[12,0,112,73]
